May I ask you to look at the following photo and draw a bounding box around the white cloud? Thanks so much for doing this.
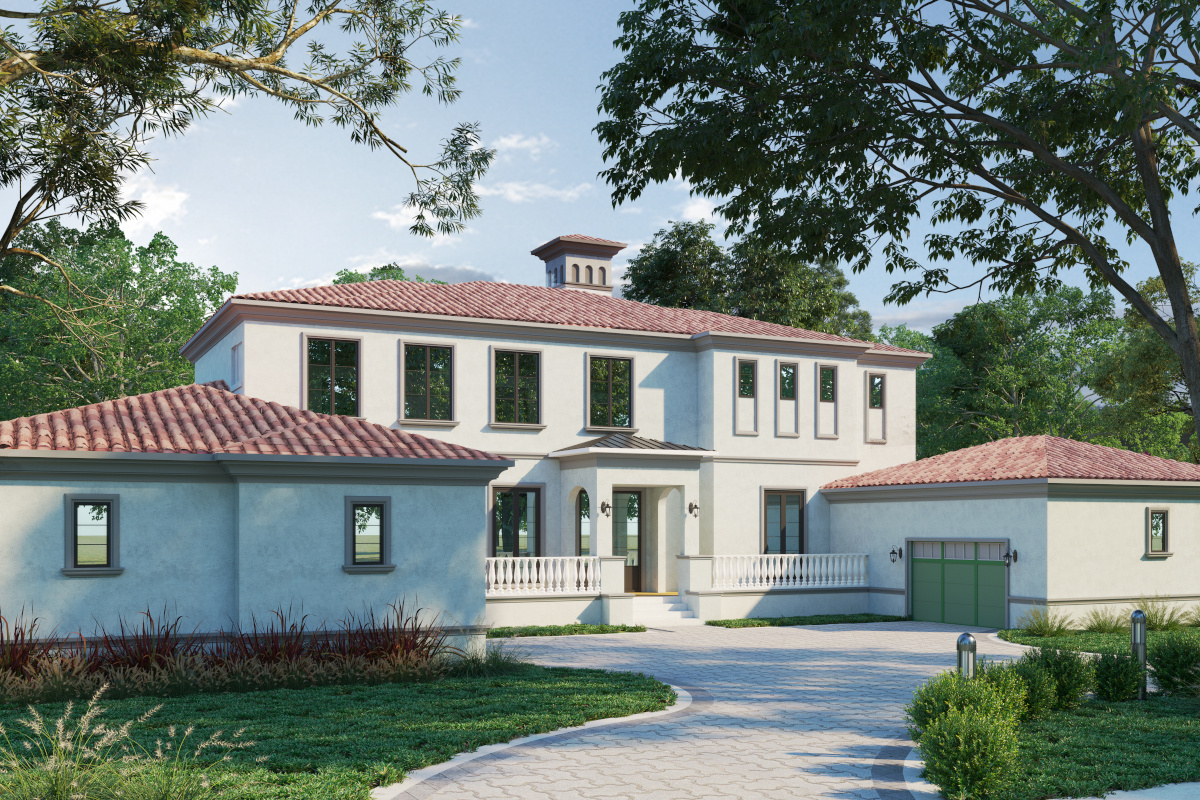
[120,173,189,237]
[476,181,593,204]
[460,17,479,28]
[370,204,470,247]
[492,132,556,160]
[872,298,970,333]
[679,196,718,223]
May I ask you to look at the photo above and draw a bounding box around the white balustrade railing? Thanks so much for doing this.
[485,556,601,596]
[712,553,868,590]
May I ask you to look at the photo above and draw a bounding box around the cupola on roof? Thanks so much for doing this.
[531,234,628,295]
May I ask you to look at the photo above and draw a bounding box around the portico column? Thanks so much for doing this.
[593,474,614,558]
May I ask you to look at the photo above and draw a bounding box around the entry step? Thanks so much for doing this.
[632,594,704,626]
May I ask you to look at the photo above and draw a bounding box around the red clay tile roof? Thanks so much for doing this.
[0,382,504,460]
[823,435,1200,489]
[231,280,925,354]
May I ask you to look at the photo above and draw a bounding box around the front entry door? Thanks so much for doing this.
[613,491,642,592]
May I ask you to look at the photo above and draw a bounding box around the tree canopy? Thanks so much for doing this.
[623,220,873,339]
[1,1,491,320]
[0,221,236,419]
[332,263,447,285]
[598,0,1200,442]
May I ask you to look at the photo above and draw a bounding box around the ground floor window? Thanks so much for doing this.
[1148,509,1169,555]
[576,490,591,556]
[493,487,539,557]
[764,491,804,554]
[73,500,112,567]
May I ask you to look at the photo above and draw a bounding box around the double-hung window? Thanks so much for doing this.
[494,350,540,424]
[493,487,539,557]
[307,338,359,416]
[869,374,885,409]
[1147,509,1170,556]
[738,360,756,398]
[764,491,804,554]
[589,356,633,428]
[820,366,836,404]
[344,498,394,572]
[404,344,453,420]
[779,363,796,401]
[64,496,121,576]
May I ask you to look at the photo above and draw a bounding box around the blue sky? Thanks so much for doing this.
[41,1,1196,333]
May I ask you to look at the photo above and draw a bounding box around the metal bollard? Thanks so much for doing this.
[957,633,977,679]
[1131,609,1147,700]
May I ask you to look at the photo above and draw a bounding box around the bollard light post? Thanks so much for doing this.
[1131,609,1147,700]
[957,633,977,679]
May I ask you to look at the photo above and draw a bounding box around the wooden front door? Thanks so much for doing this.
[613,490,643,592]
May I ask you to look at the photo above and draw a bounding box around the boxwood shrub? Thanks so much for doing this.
[918,706,1018,800]
[1149,632,1200,697]
[1021,647,1094,710]
[1094,652,1144,702]
[905,671,1017,741]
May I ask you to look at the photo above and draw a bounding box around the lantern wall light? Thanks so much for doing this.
[889,546,903,564]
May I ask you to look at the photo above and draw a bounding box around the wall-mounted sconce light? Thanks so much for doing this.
[889,546,903,564]
[599,500,612,517]
[688,501,700,518]
[1003,547,1018,567]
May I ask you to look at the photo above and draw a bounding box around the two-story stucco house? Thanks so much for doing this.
[1,234,1196,642]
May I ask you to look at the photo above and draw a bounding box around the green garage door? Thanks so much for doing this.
[910,541,1006,628]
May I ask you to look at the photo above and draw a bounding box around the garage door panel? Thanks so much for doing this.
[911,561,943,623]
[977,563,1006,629]
[943,561,977,625]
[910,542,1008,629]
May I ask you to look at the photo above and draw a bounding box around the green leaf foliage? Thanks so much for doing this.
[1148,633,1200,697]
[622,220,872,339]
[333,263,448,285]
[906,670,1019,742]
[919,706,1019,800]
[1094,652,1144,702]
[0,221,235,420]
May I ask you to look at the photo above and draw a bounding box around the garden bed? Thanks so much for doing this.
[706,613,907,629]
[999,628,1200,654]
[0,664,674,799]
[486,623,646,638]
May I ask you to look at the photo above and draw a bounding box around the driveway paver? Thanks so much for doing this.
[376,621,1027,800]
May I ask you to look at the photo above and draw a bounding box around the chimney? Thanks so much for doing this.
[531,234,627,295]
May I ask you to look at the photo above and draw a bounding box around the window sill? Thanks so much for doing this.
[775,431,801,439]
[734,430,759,436]
[585,426,638,434]
[397,419,459,429]
[865,438,887,445]
[62,567,124,577]
[489,422,548,431]
[342,564,397,574]
[816,433,840,440]
[1144,552,1173,559]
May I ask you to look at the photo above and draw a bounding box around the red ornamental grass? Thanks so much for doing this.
[94,608,202,671]
[0,609,54,676]
[339,601,449,660]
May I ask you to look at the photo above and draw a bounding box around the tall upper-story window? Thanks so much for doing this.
[819,366,836,403]
[869,375,885,409]
[589,356,633,428]
[494,350,540,424]
[307,338,358,416]
[779,363,796,400]
[404,344,453,420]
[231,343,243,390]
[738,360,757,398]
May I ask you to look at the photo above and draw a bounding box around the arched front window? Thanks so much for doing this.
[572,264,580,282]
[598,267,607,285]
[586,265,594,283]
[576,490,591,556]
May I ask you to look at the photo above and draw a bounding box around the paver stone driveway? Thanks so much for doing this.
[379,621,1027,800]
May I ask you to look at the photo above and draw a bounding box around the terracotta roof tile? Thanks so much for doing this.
[0,382,504,461]
[230,281,927,355]
[823,435,1200,489]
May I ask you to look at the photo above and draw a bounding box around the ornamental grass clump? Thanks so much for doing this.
[1148,632,1200,697]
[1081,606,1128,635]
[1017,606,1073,637]
[0,685,250,800]
[1134,596,1190,632]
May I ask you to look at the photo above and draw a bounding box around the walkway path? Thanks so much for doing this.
[377,621,1027,800]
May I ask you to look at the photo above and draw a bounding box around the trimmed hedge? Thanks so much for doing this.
[1149,632,1200,697]
[919,707,1018,800]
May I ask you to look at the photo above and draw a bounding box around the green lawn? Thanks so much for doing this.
[707,613,908,628]
[0,665,673,799]
[998,697,1200,799]
[487,623,646,638]
[998,628,1200,654]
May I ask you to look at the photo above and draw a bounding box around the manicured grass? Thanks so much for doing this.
[999,627,1200,654]
[706,613,908,628]
[0,665,674,799]
[487,623,647,638]
[997,697,1200,800]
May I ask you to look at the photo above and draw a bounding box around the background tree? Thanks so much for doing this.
[598,0,1200,443]
[1,1,491,322]
[0,221,235,419]
[333,264,448,285]
[623,221,873,338]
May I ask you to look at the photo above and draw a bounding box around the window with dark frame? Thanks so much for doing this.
[738,360,756,398]
[577,491,591,556]
[307,338,358,416]
[764,491,804,554]
[819,366,836,403]
[869,374,885,409]
[351,503,384,565]
[404,344,453,420]
[779,363,796,400]
[493,487,539,557]
[1150,510,1168,553]
[589,356,633,428]
[495,350,540,424]
[73,501,112,568]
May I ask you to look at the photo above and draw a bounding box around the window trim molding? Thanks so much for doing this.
[760,487,808,555]
[864,371,887,444]
[774,360,801,438]
[489,345,544,428]
[489,484,545,558]
[1145,507,1173,558]
[301,333,363,417]
[343,496,396,573]
[575,488,591,557]
[584,352,636,431]
[734,357,759,436]
[399,340,457,423]
[815,363,839,440]
[63,494,123,577]
[230,341,244,393]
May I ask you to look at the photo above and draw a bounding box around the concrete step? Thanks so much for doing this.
[631,594,704,626]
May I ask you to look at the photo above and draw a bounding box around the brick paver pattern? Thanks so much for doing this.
[384,621,1028,800]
